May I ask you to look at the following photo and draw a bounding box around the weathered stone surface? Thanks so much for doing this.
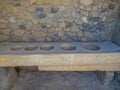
[59,22,66,29]
[84,32,93,39]
[0,34,9,41]
[2,29,10,35]
[19,25,26,30]
[75,19,82,25]
[51,7,59,13]
[32,31,47,38]
[0,20,8,23]
[2,5,17,14]
[0,68,17,90]
[38,13,47,19]
[36,7,44,13]
[53,0,61,5]
[80,0,93,6]
[77,31,83,37]
[9,17,16,24]
[95,71,114,86]
[0,23,7,29]
[65,22,73,28]
[58,31,64,37]
[30,0,36,5]
[14,30,25,36]
[81,17,88,23]
[32,19,38,24]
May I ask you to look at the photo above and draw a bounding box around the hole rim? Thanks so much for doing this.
[24,45,38,51]
[40,45,54,51]
[82,44,101,51]
[59,44,76,51]
[11,45,23,51]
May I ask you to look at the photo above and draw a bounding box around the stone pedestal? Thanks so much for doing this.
[95,71,114,89]
[0,68,17,90]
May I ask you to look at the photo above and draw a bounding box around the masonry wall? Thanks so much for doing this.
[0,0,119,42]
[112,2,120,46]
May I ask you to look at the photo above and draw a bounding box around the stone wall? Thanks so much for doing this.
[112,2,120,88]
[112,1,120,46]
[0,0,119,42]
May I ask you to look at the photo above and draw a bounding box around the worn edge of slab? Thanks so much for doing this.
[0,53,120,67]
[38,64,120,71]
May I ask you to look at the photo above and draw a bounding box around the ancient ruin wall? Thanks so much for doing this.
[0,0,119,42]
[112,1,120,46]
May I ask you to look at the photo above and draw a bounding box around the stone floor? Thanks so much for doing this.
[9,68,119,90]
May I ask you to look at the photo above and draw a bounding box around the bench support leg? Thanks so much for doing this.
[0,68,18,90]
[95,71,114,86]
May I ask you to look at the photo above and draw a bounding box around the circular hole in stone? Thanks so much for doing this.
[40,45,54,51]
[25,45,38,51]
[83,44,100,51]
[59,44,76,51]
[11,45,23,50]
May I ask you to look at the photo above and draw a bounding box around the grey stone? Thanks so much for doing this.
[39,13,47,19]
[88,17,102,22]
[99,8,107,13]
[65,22,73,28]
[9,17,16,24]
[0,68,17,90]
[95,71,114,86]
[75,19,82,25]
[0,34,9,42]
[80,0,93,6]
[58,31,64,37]
[2,29,10,35]
[36,7,44,14]
[90,12,99,17]
[47,14,54,18]
[109,4,115,10]
[59,6,65,11]
[19,25,26,30]
[77,31,83,37]
[81,17,88,23]
[0,20,8,23]
[51,7,59,13]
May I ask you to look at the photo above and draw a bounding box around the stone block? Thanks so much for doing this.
[0,68,17,90]
[0,23,7,29]
[80,0,93,6]
[2,5,17,14]
[29,0,36,5]
[62,0,72,5]
[95,71,114,85]
[53,0,62,6]
[36,0,44,5]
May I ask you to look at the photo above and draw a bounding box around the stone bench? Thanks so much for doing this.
[0,41,120,71]
[0,41,120,88]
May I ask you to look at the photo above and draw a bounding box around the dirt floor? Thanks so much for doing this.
[10,68,120,90]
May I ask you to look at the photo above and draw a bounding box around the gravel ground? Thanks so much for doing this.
[11,68,117,90]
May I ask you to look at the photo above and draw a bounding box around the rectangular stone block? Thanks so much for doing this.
[53,0,62,6]
[62,0,72,5]
[36,0,44,5]
[43,0,53,5]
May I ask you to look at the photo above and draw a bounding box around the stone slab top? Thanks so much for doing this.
[0,42,120,55]
[0,42,120,71]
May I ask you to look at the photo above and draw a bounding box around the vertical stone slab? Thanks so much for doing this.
[0,68,17,90]
[95,71,114,85]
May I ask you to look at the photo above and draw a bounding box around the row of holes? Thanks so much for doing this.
[11,44,101,51]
